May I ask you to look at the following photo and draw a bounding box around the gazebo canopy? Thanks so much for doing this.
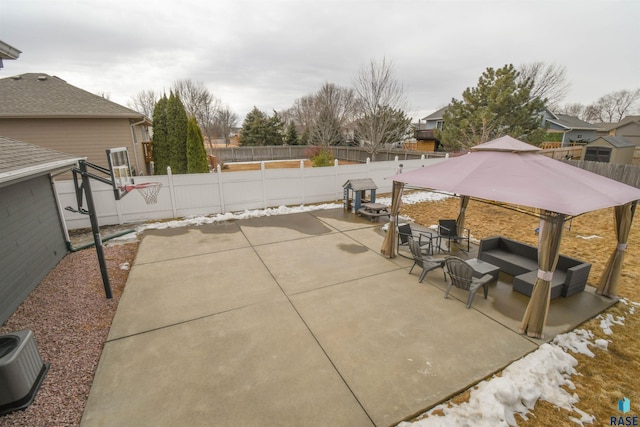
[383,135,640,338]
[390,136,640,217]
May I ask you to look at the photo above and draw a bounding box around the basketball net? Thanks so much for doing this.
[125,182,162,204]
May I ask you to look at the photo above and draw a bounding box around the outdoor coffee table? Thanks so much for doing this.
[465,258,500,283]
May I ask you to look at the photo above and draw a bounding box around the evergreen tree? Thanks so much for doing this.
[266,111,284,145]
[151,95,169,175]
[239,107,268,146]
[439,64,547,150]
[239,107,284,146]
[166,92,189,173]
[186,117,209,173]
[284,121,299,145]
[300,127,311,145]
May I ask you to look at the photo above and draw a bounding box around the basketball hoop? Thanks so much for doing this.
[125,182,162,204]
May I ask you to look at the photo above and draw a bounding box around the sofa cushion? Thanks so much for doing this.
[513,270,566,299]
[480,249,538,276]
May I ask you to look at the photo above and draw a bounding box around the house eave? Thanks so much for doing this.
[0,158,82,188]
[0,113,148,120]
[0,40,21,60]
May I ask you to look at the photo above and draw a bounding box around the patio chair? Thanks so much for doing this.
[398,224,436,258]
[444,256,492,308]
[408,237,446,283]
[438,219,470,253]
[397,223,413,253]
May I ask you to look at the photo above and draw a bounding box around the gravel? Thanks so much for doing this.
[0,240,138,426]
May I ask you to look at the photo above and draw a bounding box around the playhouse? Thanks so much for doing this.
[342,178,378,213]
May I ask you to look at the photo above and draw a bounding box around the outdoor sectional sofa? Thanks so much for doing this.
[477,236,591,299]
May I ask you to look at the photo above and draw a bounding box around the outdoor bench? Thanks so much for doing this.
[477,236,591,299]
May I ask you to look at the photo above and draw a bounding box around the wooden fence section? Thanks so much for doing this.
[564,159,640,189]
[539,145,583,159]
[207,146,446,164]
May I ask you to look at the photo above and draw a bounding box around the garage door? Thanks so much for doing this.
[0,175,68,323]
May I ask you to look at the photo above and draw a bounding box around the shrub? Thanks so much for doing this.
[305,146,334,167]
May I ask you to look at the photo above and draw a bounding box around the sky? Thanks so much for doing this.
[1,0,639,122]
[110,192,637,426]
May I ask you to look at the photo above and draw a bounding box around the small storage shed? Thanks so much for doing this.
[582,136,635,164]
[343,178,377,213]
[0,136,80,323]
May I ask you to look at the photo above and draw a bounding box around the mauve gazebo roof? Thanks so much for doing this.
[390,136,640,216]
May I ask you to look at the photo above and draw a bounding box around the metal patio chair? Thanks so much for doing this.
[437,219,470,253]
[408,237,446,283]
[444,256,492,308]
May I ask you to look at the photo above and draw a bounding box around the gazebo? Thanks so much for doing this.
[381,136,640,338]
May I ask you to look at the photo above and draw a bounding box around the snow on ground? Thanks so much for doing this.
[398,301,635,427]
[109,190,633,426]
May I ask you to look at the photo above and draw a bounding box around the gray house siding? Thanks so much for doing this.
[0,175,67,323]
[564,129,596,143]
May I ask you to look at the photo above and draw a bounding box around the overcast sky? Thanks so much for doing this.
[2,0,638,122]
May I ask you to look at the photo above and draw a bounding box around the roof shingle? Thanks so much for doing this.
[0,73,145,118]
[0,136,81,182]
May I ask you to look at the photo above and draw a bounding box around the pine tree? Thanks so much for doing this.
[239,107,268,146]
[240,107,285,146]
[166,92,188,173]
[440,64,546,150]
[186,117,209,173]
[266,111,284,145]
[151,95,169,175]
[284,121,299,145]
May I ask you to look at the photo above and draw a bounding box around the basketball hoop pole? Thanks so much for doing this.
[69,160,113,299]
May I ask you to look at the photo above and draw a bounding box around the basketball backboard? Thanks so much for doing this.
[106,147,134,200]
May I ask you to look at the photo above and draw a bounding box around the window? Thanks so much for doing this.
[584,147,611,162]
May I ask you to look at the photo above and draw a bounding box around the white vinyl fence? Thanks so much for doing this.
[57,156,447,230]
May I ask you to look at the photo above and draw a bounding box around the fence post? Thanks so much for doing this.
[167,166,177,218]
[261,161,267,209]
[216,164,225,213]
[300,160,305,205]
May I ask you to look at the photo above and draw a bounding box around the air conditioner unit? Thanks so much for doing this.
[0,330,49,415]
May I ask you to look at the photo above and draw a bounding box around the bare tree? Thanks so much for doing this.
[353,57,410,155]
[128,89,157,118]
[311,82,357,146]
[556,102,585,119]
[518,62,570,109]
[214,106,238,147]
[587,89,640,123]
[172,79,222,141]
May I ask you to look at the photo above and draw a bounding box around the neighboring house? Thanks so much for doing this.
[0,136,81,323]
[0,73,152,178]
[582,136,635,164]
[599,115,640,146]
[413,106,447,151]
[541,110,598,145]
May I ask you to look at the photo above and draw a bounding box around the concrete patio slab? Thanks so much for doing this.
[238,211,336,246]
[84,299,374,427]
[135,222,249,264]
[253,232,399,295]
[109,245,283,339]
[290,269,536,426]
[83,208,617,426]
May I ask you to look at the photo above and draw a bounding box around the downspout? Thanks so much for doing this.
[129,117,146,175]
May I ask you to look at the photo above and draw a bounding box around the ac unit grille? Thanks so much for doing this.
[0,330,49,415]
